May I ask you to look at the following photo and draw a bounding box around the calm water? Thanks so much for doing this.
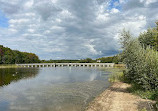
[0,67,111,111]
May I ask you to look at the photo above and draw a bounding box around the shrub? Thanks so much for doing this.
[120,30,158,91]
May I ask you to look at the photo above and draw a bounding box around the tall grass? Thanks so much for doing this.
[107,68,125,82]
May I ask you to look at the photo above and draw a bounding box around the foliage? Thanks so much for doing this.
[79,58,95,63]
[120,29,158,90]
[41,59,80,63]
[107,68,125,82]
[42,58,96,63]
[127,84,158,100]
[138,29,155,49]
[138,22,158,50]
[96,55,121,64]
[109,71,124,82]
[140,108,147,111]
[120,22,158,110]
[0,45,40,64]
[42,56,122,63]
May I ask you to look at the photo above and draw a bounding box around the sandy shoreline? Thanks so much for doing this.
[85,82,155,111]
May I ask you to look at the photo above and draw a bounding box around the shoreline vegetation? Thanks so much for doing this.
[86,22,158,111]
[119,22,158,110]
[0,64,19,68]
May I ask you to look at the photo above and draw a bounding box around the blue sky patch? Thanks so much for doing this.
[108,0,122,10]
[0,10,9,28]
[108,0,129,11]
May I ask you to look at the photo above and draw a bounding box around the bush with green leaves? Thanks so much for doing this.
[120,30,158,91]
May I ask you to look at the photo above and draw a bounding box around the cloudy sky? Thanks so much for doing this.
[0,0,158,60]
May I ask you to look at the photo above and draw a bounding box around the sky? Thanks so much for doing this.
[0,0,158,60]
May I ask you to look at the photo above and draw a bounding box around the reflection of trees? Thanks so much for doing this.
[0,68,39,87]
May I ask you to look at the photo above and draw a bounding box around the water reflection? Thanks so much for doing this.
[0,67,111,111]
[0,68,39,87]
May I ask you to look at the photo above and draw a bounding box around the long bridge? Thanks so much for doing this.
[16,63,115,68]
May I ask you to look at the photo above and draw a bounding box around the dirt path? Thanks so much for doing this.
[86,82,155,111]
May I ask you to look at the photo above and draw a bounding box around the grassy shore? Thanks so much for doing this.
[0,64,19,68]
[113,64,126,68]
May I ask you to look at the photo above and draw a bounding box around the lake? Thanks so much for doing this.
[0,67,111,111]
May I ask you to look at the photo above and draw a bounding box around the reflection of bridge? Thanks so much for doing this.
[16,63,115,68]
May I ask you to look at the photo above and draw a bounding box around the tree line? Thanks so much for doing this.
[96,55,121,64]
[0,44,121,64]
[41,56,121,63]
[0,45,121,64]
[0,45,40,64]
[0,45,120,64]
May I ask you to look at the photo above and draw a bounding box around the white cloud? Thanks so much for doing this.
[84,40,101,55]
[42,47,63,52]
[119,0,126,3]
[28,29,35,33]
[96,13,109,22]
[60,10,73,18]
[50,0,58,4]
[111,8,120,13]
[0,0,157,59]
[145,0,157,5]
[25,13,35,16]
[55,18,62,23]
[9,28,17,33]
[50,26,65,33]
[9,19,29,24]
[122,21,146,36]
[24,0,34,8]
[44,30,51,34]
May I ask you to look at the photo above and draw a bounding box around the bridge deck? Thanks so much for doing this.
[16,63,115,67]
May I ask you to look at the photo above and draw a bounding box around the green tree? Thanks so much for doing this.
[0,46,4,64]
[0,45,40,64]
[14,50,23,63]
[120,29,158,90]
[79,58,94,63]
[138,22,158,50]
